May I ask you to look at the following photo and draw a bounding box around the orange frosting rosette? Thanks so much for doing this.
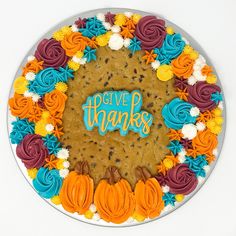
[171,53,194,78]
[61,32,88,57]
[94,167,135,224]
[44,90,67,115]
[59,162,94,214]
[22,59,44,76]
[9,93,34,119]
[134,167,164,218]
[192,129,218,155]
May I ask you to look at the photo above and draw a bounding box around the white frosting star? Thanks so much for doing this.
[181,124,197,140]
[108,34,124,50]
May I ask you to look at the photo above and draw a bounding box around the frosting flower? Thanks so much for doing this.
[128,37,141,54]
[172,53,194,78]
[167,140,183,155]
[154,33,186,64]
[44,90,67,115]
[10,118,35,144]
[61,32,88,56]
[192,129,218,155]
[42,134,61,155]
[166,164,198,195]
[185,155,208,177]
[187,81,221,112]
[16,134,48,169]
[35,38,69,69]
[9,93,33,119]
[162,98,197,130]
[135,15,166,50]
[33,167,62,198]
[28,68,63,95]
[83,46,97,62]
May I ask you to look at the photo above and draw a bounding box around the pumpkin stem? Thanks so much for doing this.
[75,161,90,175]
[135,166,152,182]
[104,166,121,185]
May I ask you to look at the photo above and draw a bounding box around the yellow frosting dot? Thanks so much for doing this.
[41,111,50,120]
[96,34,109,47]
[183,45,193,54]
[14,76,28,94]
[215,117,224,125]
[207,119,216,129]
[53,31,64,41]
[156,64,174,81]
[213,108,222,117]
[166,26,174,35]
[84,210,94,219]
[133,212,145,222]
[206,74,217,84]
[27,168,38,179]
[68,60,80,71]
[51,195,61,205]
[61,26,72,36]
[211,125,222,135]
[75,51,84,58]
[55,82,68,93]
[189,50,199,60]
[175,194,184,202]
[163,158,174,169]
[132,14,142,24]
[35,120,48,136]
[114,13,127,26]
[56,159,65,170]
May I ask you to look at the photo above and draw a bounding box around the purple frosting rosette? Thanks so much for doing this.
[16,134,49,169]
[35,38,69,69]
[135,15,166,50]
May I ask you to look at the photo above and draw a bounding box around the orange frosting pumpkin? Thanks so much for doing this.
[44,90,67,115]
[192,129,218,155]
[9,93,34,119]
[59,162,94,214]
[61,32,88,57]
[94,167,135,224]
[172,53,194,78]
[134,167,164,218]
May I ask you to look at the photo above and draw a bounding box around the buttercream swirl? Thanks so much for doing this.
[9,93,33,119]
[166,164,198,195]
[135,15,166,50]
[28,68,63,95]
[33,167,62,198]
[192,129,218,155]
[172,53,194,78]
[154,33,185,64]
[187,81,221,112]
[61,32,88,57]
[162,98,197,130]
[59,171,94,214]
[16,134,48,169]
[35,38,69,69]
[44,90,67,115]
[10,118,35,144]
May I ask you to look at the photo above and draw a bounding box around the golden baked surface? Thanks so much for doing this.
[61,46,175,187]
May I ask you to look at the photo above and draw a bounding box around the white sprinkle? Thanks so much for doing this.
[24,90,33,98]
[102,21,111,30]
[63,161,70,169]
[190,107,200,117]
[27,55,35,62]
[108,34,124,50]
[196,122,206,131]
[188,76,197,85]
[45,124,54,132]
[151,60,161,70]
[59,169,69,178]
[89,204,97,213]
[124,11,133,18]
[71,24,78,32]
[162,185,170,193]
[72,55,81,63]
[78,57,87,65]
[96,13,105,22]
[218,101,224,110]
[31,93,40,102]
[181,124,197,140]
[111,25,121,33]
[25,72,36,81]
[93,213,100,221]
[123,38,131,48]
[57,148,69,159]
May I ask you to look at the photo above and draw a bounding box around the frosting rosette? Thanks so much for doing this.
[16,134,48,169]
[154,33,185,64]
[33,167,62,198]
[162,98,197,130]
[44,90,67,115]
[9,93,33,119]
[172,53,194,78]
[187,81,221,112]
[192,129,218,155]
[166,164,198,195]
[35,38,69,69]
[135,16,166,50]
[61,32,88,57]
[28,68,63,95]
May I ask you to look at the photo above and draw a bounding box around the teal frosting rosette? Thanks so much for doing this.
[33,167,62,199]
[162,98,197,130]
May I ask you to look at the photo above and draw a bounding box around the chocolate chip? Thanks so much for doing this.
[147,102,154,108]
[105,58,109,64]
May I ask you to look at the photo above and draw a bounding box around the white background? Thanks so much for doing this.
[0,0,236,235]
